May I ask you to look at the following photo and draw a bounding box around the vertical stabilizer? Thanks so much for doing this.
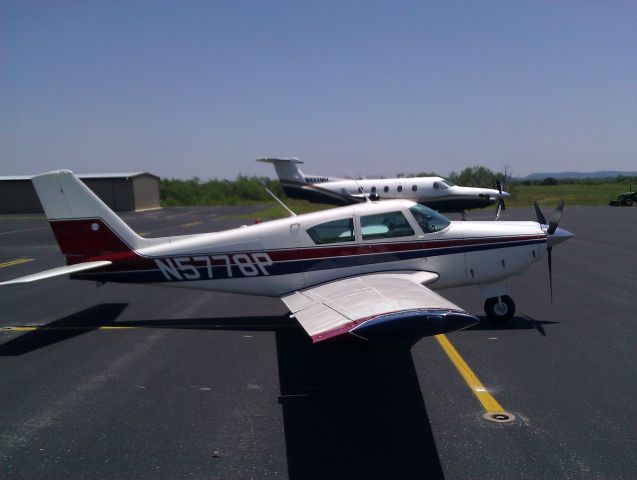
[257,157,305,183]
[32,170,146,263]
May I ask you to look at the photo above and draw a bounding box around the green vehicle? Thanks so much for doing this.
[609,186,636,206]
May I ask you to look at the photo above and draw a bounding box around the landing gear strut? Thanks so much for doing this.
[484,295,515,321]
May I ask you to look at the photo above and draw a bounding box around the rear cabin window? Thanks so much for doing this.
[306,218,355,244]
[360,211,415,240]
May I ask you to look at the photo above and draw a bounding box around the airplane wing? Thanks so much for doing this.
[281,271,479,342]
[0,261,112,286]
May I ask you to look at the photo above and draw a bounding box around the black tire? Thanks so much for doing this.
[626,198,634,206]
[484,295,515,322]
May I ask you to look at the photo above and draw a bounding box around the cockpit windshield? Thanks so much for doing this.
[433,179,453,190]
[409,204,451,234]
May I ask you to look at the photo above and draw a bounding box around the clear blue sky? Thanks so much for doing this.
[2,1,635,179]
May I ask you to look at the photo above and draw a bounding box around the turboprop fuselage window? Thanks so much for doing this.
[307,218,355,244]
[409,204,451,234]
[360,211,415,240]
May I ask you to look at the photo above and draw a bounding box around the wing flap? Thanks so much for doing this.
[282,272,478,342]
[0,261,112,285]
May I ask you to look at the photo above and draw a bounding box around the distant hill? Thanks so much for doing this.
[523,171,637,180]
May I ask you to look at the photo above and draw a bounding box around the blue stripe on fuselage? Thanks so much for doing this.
[72,237,545,284]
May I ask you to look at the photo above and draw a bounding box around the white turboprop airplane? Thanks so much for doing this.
[258,157,510,218]
[1,171,573,342]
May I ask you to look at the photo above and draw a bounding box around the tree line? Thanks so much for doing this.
[161,175,284,206]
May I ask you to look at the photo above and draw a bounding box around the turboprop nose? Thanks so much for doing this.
[500,191,511,199]
[547,227,574,247]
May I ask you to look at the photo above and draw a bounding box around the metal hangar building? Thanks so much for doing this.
[0,172,161,214]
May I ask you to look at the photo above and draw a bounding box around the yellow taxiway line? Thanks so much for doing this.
[0,258,34,269]
[435,334,508,415]
[0,324,292,332]
[181,221,203,228]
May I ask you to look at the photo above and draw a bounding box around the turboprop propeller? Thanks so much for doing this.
[494,179,507,220]
[533,200,574,301]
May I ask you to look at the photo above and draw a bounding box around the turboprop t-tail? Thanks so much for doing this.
[1,170,573,343]
[257,157,510,216]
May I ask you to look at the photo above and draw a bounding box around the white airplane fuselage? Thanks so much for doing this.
[71,200,546,297]
[311,177,506,211]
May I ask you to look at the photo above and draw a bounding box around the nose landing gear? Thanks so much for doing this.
[484,295,515,321]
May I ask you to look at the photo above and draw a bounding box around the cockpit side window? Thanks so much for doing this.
[409,204,451,234]
[360,211,415,240]
[306,218,355,244]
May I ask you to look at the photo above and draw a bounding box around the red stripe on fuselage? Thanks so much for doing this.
[267,234,543,262]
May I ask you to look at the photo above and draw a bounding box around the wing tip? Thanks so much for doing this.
[310,309,479,342]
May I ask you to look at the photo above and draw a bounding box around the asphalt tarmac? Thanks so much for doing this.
[1,204,635,479]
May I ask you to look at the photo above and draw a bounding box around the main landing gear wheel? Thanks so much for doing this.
[484,295,515,321]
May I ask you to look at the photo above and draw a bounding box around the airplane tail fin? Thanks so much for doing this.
[32,170,146,264]
[257,157,305,183]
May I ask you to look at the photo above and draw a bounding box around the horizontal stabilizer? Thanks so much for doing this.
[0,261,112,286]
[256,157,304,165]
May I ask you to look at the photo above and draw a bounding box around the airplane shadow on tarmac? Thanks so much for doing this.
[275,328,445,480]
[0,303,130,356]
[0,303,559,479]
[0,303,445,478]
[467,315,559,337]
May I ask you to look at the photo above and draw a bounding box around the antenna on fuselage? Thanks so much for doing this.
[264,187,297,217]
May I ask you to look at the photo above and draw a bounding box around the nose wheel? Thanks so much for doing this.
[484,295,515,321]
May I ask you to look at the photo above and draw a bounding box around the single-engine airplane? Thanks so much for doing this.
[258,157,510,218]
[1,170,573,342]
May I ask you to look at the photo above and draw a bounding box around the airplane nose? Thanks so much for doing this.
[500,191,511,198]
[547,227,574,247]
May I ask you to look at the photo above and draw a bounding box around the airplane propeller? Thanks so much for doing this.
[494,179,507,220]
[533,200,570,301]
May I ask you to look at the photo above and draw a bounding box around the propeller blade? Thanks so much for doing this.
[494,179,506,219]
[533,201,547,225]
[547,246,553,302]
[548,200,565,235]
